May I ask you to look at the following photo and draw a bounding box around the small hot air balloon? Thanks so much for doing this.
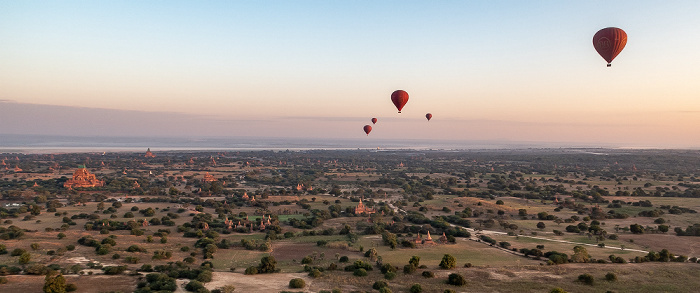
[391,90,409,113]
[593,27,627,67]
[425,113,432,121]
[363,125,372,136]
[371,118,378,124]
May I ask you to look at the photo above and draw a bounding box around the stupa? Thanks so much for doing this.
[145,148,155,158]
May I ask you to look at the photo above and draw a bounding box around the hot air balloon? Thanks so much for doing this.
[425,113,432,121]
[391,90,409,113]
[363,125,372,136]
[593,27,627,67]
[371,118,378,124]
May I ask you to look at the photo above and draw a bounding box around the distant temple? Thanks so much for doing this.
[203,172,217,182]
[354,198,376,215]
[145,148,155,158]
[13,165,22,172]
[64,165,104,189]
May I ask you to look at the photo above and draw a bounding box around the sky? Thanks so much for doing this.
[1,1,700,148]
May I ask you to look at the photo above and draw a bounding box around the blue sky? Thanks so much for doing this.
[1,1,700,147]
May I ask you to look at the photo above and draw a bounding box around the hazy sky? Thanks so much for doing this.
[1,1,699,147]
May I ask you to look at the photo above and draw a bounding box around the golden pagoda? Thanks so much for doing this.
[354,198,376,215]
[145,148,155,158]
[203,172,217,182]
[64,165,104,189]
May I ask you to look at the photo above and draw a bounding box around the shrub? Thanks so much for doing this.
[550,288,567,293]
[339,256,349,262]
[244,266,258,275]
[410,283,423,293]
[605,272,617,281]
[422,271,434,278]
[439,254,456,269]
[301,256,313,264]
[185,280,207,292]
[354,268,368,277]
[309,269,321,278]
[373,280,388,290]
[66,283,78,292]
[403,264,416,274]
[447,273,467,286]
[289,278,305,288]
[577,273,594,285]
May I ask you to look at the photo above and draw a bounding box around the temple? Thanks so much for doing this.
[64,165,104,189]
[203,172,217,182]
[145,148,155,158]
[354,198,376,215]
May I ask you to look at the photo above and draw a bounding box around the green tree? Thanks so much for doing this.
[19,252,31,264]
[258,255,277,273]
[439,254,456,269]
[571,246,590,263]
[43,273,67,293]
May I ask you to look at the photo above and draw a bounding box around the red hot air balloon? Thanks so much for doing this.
[593,27,627,67]
[371,118,378,124]
[391,90,409,113]
[363,125,372,136]
[425,113,432,121]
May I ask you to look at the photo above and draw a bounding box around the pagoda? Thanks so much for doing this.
[144,148,155,158]
[203,172,217,182]
[354,198,376,215]
[439,232,448,243]
[63,165,104,189]
[424,231,435,244]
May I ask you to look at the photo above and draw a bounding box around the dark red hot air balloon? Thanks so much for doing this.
[391,90,409,113]
[593,27,627,67]
[425,113,432,121]
[363,125,372,136]
[371,118,377,124]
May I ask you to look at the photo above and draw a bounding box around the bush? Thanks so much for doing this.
[447,273,467,286]
[301,256,313,264]
[185,280,208,292]
[384,272,396,280]
[354,268,368,277]
[422,271,434,278]
[410,283,423,293]
[289,278,306,289]
[550,288,567,293]
[577,273,594,285]
[373,280,389,290]
[403,264,416,274]
[339,256,349,262]
[66,283,78,292]
[605,272,617,281]
[244,266,258,275]
[308,269,321,278]
[439,254,456,269]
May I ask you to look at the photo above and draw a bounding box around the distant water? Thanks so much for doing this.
[0,134,611,154]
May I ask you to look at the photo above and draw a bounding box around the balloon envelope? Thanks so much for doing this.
[425,113,432,121]
[391,90,409,113]
[371,118,377,124]
[593,27,627,67]
[363,125,372,136]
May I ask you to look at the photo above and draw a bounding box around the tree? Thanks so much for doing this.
[439,254,456,269]
[409,256,420,268]
[537,222,546,230]
[19,252,31,264]
[258,255,277,273]
[571,246,590,263]
[447,273,467,286]
[630,224,644,234]
[43,273,67,293]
